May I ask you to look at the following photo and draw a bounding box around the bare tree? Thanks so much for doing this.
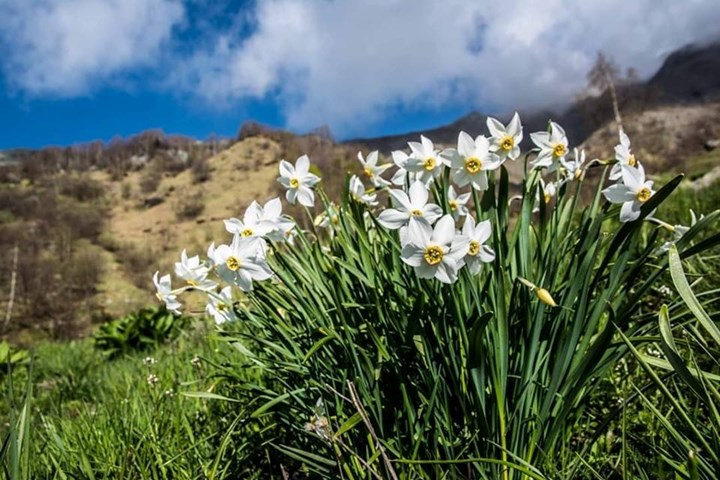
[587,52,624,131]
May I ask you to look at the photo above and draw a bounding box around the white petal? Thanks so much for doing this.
[377,209,409,230]
[408,181,428,207]
[486,117,505,138]
[295,155,310,175]
[619,201,641,223]
[297,186,315,207]
[423,204,443,225]
[434,261,458,284]
[279,160,294,178]
[433,215,456,246]
[603,184,635,204]
[458,131,475,157]
[401,243,425,267]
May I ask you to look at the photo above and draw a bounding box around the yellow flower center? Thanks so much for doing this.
[449,200,458,211]
[636,187,651,203]
[241,228,254,237]
[552,144,566,158]
[500,136,514,151]
[186,279,198,287]
[423,245,444,265]
[410,209,424,217]
[363,167,373,178]
[468,240,480,256]
[465,156,482,174]
[627,154,637,167]
[217,302,229,312]
[544,193,552,204]
[331,215,339,225]
[290,178,300,188]
[423,157,436,171]
[226,256,241,271]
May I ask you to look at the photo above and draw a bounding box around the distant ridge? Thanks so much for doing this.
[346,41,720,153]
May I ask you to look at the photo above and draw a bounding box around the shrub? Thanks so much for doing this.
[115,242,159,289]
[93,307,190,359]
[190,156,211,184]
[173,190,205,220]
[139,167,162,194]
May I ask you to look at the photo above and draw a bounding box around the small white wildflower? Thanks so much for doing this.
[658,285,673,297]
[277,155,320,207]
[449,132,502,191]
[487,112,523,161]
[377,181,442,230]
[210,234,273,292]
[400,215,469,284]
[142,356,157,366]
[146,374,159,387]
[447,186,471,220]
[349,175,378,206]
[357,151,391,188]
[152,271,182,314]
[191,355,201,367]
[602,164,655,223]
[530,122,569,171]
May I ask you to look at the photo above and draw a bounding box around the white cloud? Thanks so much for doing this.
[1,0,719,137]
[178,0,720,137]
[0,0,185,96]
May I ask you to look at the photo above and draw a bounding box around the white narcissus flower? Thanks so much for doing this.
[257,197,296,242]
[447,186,471,220]
[406,135,445,185]
[450,132,502,191]
[602,164,655,223]
[561,148,586,182]
[390,150,420,186]
[400,215,469,284]
[377,180,442,230]
[277,154,320,207]
[349,175,378,206]
[530,122,569,170]
[153,271,182,314]
[611,130,639,180]
[211,234,273,291]
[533,180,557,213]
[224,201,274,239]
[357,151,391,188]
[461,216,495,275]
[487,112,523,161]
[174,250,216,290]
[206,286,236,325]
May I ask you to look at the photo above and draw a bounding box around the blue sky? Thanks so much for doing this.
[0,0,718,150]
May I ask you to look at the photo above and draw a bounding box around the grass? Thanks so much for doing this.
[1,322,269,479]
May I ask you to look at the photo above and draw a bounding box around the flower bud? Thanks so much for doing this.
[535,288,557,307]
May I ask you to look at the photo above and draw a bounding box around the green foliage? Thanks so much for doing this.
[1,329,271,479]
[209,165,719,478]
[620,245,720,479]
[94,307,191,359]
[0,342,29,376]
